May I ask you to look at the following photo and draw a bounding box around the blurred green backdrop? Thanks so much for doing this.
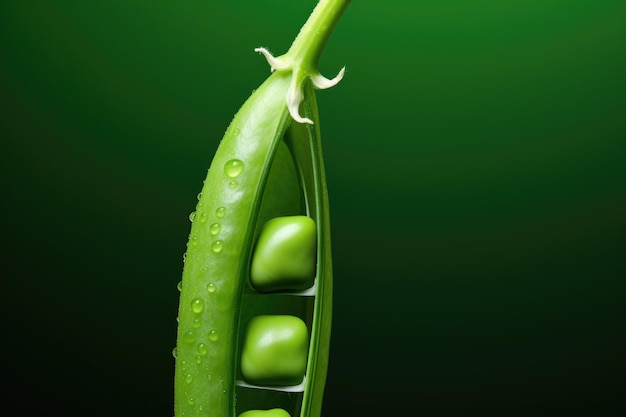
[1,1,624,416]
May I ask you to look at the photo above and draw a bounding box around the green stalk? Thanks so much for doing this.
[286,0,350,71]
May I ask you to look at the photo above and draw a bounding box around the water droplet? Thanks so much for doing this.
[177,281,183,291]
[182,252,187,262]
[207,283,216,293]
[233,128,240,135]
[197,343,208,356]
[188,397,195,406]
[189,211,196,222]
[199,211,208,224]
[216,207,226,218]
[224,159,244,178]
[192,318,201,328]
[172,346,178,358]
[191,235,198,247]
[197,192,202,200]
[183,331,196,344]
[208,329,218,342]
[191,298,204,314]
[209,223,221,236]
[211,240,224,253]
[196,355,202,364]
[186,374,193,383]
[228,180,238,189]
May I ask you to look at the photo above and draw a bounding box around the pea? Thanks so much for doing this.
[251,216,317,292]
[241,315,309,386]
[173,1,350,416]
[239,409,291,417]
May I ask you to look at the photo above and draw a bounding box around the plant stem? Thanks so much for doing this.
[286,0,351,68]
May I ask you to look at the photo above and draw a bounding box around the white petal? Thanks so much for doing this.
[254,47,288,72]
[286,80,313,124]
[311,66,345,89]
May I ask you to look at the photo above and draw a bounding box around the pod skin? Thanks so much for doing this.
[173,1,349,417]
[174,72,293,416]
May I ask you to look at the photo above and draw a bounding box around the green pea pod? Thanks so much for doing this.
[174,1,350,417]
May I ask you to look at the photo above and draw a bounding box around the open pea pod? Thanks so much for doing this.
[174,1,350,417]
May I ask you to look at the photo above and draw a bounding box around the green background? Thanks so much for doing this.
[2,1,624,416]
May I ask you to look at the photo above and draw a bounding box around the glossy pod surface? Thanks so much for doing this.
[175,73,293,416]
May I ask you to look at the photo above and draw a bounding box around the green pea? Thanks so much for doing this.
[241,315,309,386]
[251,216,317,292]
[173,1,350,416]
[239,409,291,417]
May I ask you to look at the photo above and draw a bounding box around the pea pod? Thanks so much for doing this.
[173,1,350,417]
